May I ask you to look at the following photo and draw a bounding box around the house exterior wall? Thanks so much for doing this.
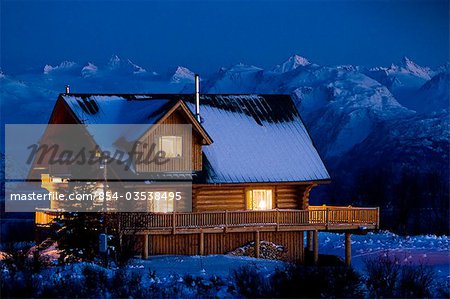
[192,184,313,212]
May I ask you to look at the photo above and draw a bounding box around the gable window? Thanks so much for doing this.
[246,189,273,210]
[158,136,182,158]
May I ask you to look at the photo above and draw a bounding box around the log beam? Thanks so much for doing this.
[142,234,149,259]
[313,230,319,264]
[299,231,305,263]
[255,231,260,258]
[345,232,352,266]
[199,231,204,256]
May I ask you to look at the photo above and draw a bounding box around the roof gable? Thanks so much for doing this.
[59,93,330,183]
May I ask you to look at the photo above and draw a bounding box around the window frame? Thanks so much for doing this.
[245,187,275,210]
[157,135,183,158]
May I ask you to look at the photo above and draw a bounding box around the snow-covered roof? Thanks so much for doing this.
[60,94,330,183]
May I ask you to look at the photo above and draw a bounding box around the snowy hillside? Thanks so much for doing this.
[410,70,450,113]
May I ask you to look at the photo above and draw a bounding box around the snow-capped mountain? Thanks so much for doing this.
[107,55,155,76]
[395,56,432,79]
[367,56,432,87]
[43,61,79,75]
[81,62,98,78]
[364,57,435,109]
[171,66,195,84]
[202,60,413,157]
[272,54,310,73]
[203,63,264,93]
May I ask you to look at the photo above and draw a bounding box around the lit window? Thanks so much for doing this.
[152,193,174,212]
[246,189,273,210]
[158,136,182,158]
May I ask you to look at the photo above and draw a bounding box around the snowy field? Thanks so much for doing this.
[128,255,285,277]
[1,231,448,298]
[126,231,449,281]
[318,231,449,280]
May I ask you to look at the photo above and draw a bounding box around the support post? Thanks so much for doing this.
[313,230,319,264]
[345,232,352,266]
[225,210,228,233]
[276,209,280,231]
[142,234,149,260]
[376,207,380,229]
[199,231,204,256]
[307,231,313,252]
[299,231,305,263]
[172,211,176,234]
[255,231,260,258]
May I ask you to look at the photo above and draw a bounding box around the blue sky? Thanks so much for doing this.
[1,0,448,74]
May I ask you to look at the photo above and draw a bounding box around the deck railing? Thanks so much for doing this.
[117,206,379,231]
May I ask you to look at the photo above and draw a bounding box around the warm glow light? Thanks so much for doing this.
[248,189,272,210]
[258,199,267,210]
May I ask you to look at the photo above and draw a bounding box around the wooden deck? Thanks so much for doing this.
[35,206,379,261]
[117,206,379,235]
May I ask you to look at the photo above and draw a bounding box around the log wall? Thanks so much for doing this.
[193,184,312,212]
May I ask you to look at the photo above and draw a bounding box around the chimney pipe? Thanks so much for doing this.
[65,85,70,94]
[194,74,201,122]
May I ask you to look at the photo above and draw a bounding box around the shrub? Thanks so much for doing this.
[365,253,436,298]
[271,264,363,298]
[232,263,272,298]
[436,281,450,298]
[233,263,363,298]
[365,253,401,298]
[398,264,435,298]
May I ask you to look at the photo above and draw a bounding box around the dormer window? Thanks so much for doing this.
[158,136,182,158]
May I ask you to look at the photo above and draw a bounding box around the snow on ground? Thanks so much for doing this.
[1,232,447,297]
[128,254,285,278]
[126,231,448,282]
[318,231,449,280]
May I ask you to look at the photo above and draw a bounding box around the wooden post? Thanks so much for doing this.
[345,232,351,266]
[142,234,149,260]
[299,231,305,263]
[376,207,380,229]
[172,211,176,234]
[199,230,204,256]
[255,231,260,258]
[307,231,313,252]
[225,210,228,233]
[313,230,319,264]
[276,209,280,231]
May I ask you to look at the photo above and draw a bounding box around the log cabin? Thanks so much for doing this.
[33,82,379,264]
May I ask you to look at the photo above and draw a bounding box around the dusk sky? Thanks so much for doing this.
[1,0,449,74]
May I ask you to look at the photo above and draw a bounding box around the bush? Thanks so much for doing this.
[365,253,436,298]
[365,253,401,298]
[436,281,450,298]
[398,264,435,298]
[273,264,363,298]
[115,236,136,267]
[233,263,363,298]
[232,263,271,298]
